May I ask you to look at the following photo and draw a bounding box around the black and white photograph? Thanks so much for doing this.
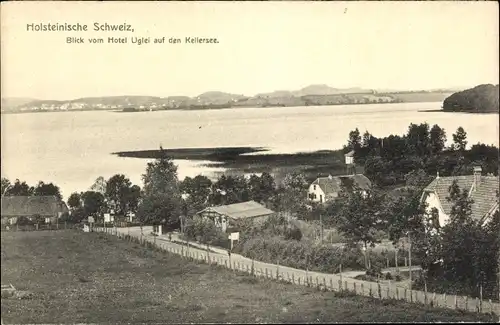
[1,1,499,323]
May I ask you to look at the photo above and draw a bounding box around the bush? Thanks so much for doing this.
[366,266,382,278]
[384,272,393,280]
[16,216,34,226]
[395,274,402,282]
[284,227,302,241]
[233,235,391,273]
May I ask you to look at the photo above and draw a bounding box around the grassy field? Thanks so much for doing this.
[1,231,496,324]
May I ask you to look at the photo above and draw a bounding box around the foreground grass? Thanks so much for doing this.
[1,231,496,323]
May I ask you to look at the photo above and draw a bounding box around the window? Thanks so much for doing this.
[313,185,316,190]
[320,195,323,203]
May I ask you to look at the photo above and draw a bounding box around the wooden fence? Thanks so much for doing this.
[1,223,80,232]
[92,227,500,316]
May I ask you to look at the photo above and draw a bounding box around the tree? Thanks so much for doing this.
[247,172,276,203]
[336,186,388,268]
[67,192,82,211]
[209,175,249,206]
[33,181,62,200]
[347,128,362,153]
[429,124,446,154]
[180,175,212,216]
[128,185,141,215]
[431,180,479,288]
[1,178,11,195]
[4,179,34,196]
[406,123,431,157]
[105,174,139,216]
[90,176,107,194]
[452,127,468,152]
[137,147,182,229]
[404,169,433,188]
[271,172,309,217]
[386,187,428,267]
[81,191,106,217]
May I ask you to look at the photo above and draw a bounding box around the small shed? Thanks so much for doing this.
[196,200,275,232]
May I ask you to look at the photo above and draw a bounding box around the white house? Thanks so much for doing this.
[420,166,499,228]
[308,174,372,203]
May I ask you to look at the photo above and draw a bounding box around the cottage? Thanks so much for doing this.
[195,200,275,232]
[1,195,69,225]
[308,174,372,203]
[420,166,499,227]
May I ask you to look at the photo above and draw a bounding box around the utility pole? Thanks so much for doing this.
[408,231,413,302]
[320,212,323,243]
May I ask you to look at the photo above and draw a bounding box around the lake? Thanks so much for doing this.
[1,102,498,200]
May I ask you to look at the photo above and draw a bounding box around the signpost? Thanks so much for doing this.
[88,216,95,232]
[228,232,240,250]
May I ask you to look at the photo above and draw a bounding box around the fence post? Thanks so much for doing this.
[287,272,290,282]
[316,276,319,289]
[369,283,373,297]
[323,277,326,291]
[465,296,468,311]
[353,282,357,294]
[454,295,458,310]
[404,257,407,267]
[292,273,295,284]
[361,283,364,296]
[378,282,382,299]
[424,281,428,305]
[488,299,492,314]
[475,297,479,313]
[344,281,348,292]
[386,284,390,299]
[246,264,249,274]
[277,260,280,280]
[479,284,483,313]
[233,261,236,272]
[396,286,399,300]
[404,288,408,301]
[330,278,333,291]
[298,277,301,285]
[265,268,268,278]
[251,259,255,276]
[225,260,228,268]
[386,257,389,269]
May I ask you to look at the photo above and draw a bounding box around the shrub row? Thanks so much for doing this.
[232,236,419,273]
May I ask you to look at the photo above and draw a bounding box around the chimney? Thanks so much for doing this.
[436,171,440,179]
[328,174,333,180]
[473,166,482,188]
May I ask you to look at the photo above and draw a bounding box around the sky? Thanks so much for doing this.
[1,1,499,100]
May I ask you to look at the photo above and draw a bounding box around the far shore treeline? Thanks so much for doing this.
[442,84,499,113]
[2,122,499,301]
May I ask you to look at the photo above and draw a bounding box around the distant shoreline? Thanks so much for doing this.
[2,101,450,115]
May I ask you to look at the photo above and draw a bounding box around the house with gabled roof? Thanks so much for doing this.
[420,166,499,227]
[195,200,275,232]
[1,195,69,225]
[307,174,372,203]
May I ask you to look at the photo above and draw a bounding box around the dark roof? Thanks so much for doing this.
[423,175,499,222]
[312,174,372,196]
[197,200,275,220]
[1,196,68,217]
